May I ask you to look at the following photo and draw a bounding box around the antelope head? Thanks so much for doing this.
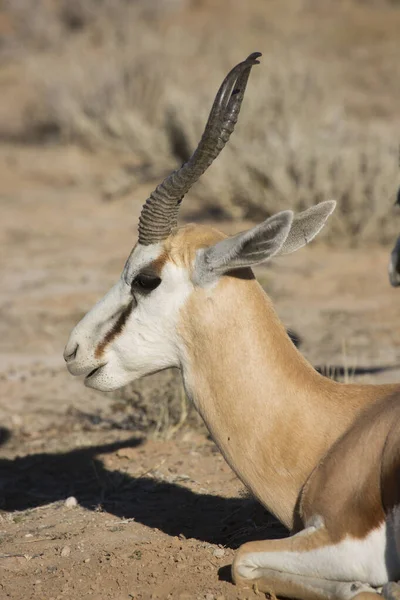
[64,53,335,392]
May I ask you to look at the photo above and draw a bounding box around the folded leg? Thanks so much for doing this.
[233,524,386,600]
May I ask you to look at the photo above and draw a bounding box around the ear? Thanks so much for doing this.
[277,200,336,255]
[195,210,293,279]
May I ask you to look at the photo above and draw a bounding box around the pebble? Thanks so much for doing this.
[61,546,71,557]
[213,548,225,558]
[205,594,215,600]
[84,558,90,563]
[64,496,78,508]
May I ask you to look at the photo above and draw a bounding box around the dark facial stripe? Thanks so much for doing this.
[95,301,133,359]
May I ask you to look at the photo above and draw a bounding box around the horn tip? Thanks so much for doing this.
[247,51,262,64]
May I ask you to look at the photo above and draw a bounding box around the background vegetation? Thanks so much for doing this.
[1,0,399,245]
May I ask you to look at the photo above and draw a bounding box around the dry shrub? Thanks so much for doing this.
[1,0,400,244]
[111,368,204,438]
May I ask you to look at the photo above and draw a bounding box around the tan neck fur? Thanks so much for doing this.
[178,273,399,529]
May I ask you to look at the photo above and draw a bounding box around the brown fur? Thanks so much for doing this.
[178,271,399,530]
[165,224,227,271]
[298,394,400,541]
[165,224,400,535]
[149,250,169,276]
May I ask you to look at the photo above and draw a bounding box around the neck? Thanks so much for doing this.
[178,274,393,529]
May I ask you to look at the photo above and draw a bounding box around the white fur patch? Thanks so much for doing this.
[236,521,399,586]
[123,242,164,284]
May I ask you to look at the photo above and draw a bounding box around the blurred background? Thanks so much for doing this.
[1,3,400,597]
[1,0,399,235]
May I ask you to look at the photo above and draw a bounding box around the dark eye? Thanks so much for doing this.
[131,273,161,294]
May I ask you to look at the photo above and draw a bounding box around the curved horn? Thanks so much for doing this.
[138,52,262,246]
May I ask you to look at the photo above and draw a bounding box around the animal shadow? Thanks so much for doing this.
[0,436,287,549]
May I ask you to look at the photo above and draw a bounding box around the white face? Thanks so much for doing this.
[64,243,193,392]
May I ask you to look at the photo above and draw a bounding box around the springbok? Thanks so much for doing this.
[65,53,400,600]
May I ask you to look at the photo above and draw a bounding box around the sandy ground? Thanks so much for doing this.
[1,143,400,599]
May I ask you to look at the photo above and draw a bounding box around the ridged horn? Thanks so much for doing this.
[137,52,262,246]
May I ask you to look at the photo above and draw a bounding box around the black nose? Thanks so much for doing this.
[64,344,79,362]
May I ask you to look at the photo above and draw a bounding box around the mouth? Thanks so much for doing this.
[85,364,106,382]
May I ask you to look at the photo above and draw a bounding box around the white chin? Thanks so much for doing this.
[84,372,125,392]
[84,366,126,392]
